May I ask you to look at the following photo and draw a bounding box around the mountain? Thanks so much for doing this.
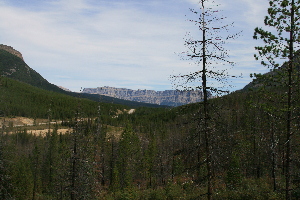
[82,86,205,106]
[0,45,62,92]
[0,45,164,108]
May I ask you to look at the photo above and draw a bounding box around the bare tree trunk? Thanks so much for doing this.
[71,136,77,200]
[285,1,294,199]
[270,117,277,191]
[201,2,212,199]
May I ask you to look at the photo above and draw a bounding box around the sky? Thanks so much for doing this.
[0,0,271,92]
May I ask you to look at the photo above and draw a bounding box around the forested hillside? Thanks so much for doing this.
[0,77,128,120]
[0,75,299,199]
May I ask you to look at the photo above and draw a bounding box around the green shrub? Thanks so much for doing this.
[144,188,166,200]
[165,183,183,199]
[214,178,284,200]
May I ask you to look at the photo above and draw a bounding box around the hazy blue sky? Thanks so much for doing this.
[0,0,270,92]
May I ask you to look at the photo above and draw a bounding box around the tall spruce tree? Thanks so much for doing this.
[70,98,96,199]
[172,0,239,199]
[0,121,13,199]
[117,123,141,189]
[253,0,300,199]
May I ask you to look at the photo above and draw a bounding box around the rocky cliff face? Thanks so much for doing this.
[0,44,24,60]
[82,86,205,106]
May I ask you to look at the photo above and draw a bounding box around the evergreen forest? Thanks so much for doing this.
[1,76,297,200]
[1,0,300,199]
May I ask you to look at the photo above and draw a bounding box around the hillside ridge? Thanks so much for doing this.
[0,44,24,60]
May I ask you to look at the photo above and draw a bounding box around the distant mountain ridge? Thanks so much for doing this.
[82,86,204,106]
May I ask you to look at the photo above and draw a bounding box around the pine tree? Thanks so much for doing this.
[144,131,158,188]
[70,99,96,199]
[118,124,141,189]
[253,1,300,199]
[0,122,13,199]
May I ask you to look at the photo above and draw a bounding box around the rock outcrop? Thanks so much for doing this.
[0,44,24,60]
[82,86,205,106]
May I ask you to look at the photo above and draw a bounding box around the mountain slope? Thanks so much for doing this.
[0,47,164,108]
[0,76,127,119]
[0,49,60,92]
